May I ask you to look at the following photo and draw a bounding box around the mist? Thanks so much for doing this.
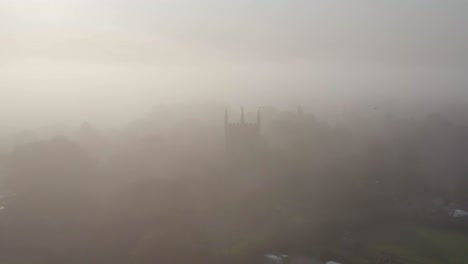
[1,0,468,128]
[1,1,468,264]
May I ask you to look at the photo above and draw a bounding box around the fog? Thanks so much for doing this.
[1,1,468,264]
[1,0,468,129]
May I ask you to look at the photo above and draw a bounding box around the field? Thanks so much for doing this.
[358,223,468,264]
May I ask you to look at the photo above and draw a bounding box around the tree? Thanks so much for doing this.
[4,136,96,199]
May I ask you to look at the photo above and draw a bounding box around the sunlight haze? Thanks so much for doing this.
[1,0,468,128]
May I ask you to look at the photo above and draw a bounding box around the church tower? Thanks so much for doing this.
[224,108,262,163]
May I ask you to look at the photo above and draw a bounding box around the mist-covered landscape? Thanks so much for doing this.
[1,1,468,263]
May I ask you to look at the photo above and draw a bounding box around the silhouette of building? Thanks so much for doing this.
[224,107,262,163]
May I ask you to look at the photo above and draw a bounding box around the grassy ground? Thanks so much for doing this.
[358,223,468,264]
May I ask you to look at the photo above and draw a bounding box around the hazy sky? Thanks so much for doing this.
[1,0,467,128]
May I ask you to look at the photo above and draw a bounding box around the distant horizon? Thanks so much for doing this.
[2,0,468,129]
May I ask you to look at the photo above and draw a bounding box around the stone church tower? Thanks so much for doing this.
[224,108,262,164]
